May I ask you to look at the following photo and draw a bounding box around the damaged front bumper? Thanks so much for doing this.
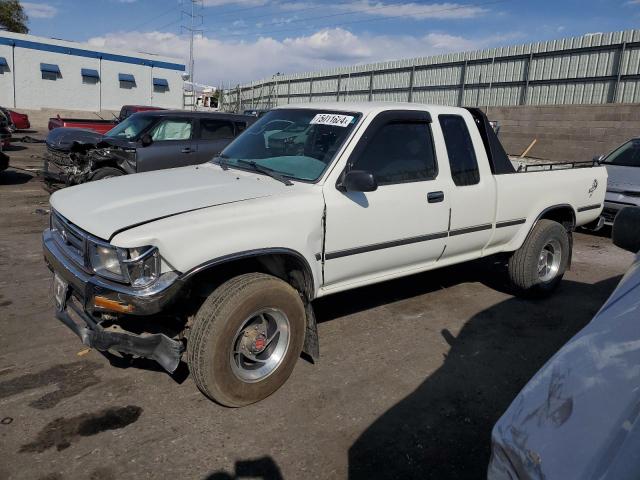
[43,229,185,372]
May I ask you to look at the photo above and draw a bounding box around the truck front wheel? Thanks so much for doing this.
[187,273,306,407]
[507,219,570,296]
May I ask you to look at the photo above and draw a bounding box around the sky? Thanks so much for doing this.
[15,0,640,86]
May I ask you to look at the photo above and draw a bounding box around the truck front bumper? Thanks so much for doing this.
[43,229,185,372]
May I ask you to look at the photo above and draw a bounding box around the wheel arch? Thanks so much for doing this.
[180,248,316,300]
[508,204,576,266]
[534,204,576,231]
[179,248,319,360]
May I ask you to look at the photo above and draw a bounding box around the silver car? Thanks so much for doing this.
[599,139,640,225]
[488,206,640,480]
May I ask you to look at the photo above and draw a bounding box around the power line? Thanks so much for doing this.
[130,4,177,31]
[208,0,509,38]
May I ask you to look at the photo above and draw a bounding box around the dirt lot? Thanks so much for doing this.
[0,135,634,480]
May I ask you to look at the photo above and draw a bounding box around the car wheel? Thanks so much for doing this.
[91,167,124,181]
[187,273,306,407]
[507,219,570,296]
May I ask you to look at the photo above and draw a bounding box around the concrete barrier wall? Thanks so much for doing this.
[486,104,640,162]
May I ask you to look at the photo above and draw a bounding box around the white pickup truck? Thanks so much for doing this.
[43,102,606,406]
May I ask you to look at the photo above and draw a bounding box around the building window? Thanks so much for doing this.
[81,68,100,85]
[153,77,169,93]
[118,73,136,89]
[40,63,61,81]
[0,57,8,74]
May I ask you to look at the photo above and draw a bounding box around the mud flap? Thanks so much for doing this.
[303,302,319,362]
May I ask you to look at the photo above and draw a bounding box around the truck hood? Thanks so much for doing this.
[605,164,640,193]
[46,127,105,152]
[49,163,290,240]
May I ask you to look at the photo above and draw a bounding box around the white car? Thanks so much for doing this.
[43,103,607,406]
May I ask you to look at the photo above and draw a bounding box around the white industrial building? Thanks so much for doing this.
[0,32,186,112]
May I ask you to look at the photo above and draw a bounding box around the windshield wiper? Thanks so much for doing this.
[236,159,293,186]
[213,154,229,170]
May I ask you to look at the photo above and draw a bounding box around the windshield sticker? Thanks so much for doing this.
[310,114,355,127]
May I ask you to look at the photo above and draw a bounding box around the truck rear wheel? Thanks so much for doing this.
[507,219,570,296]
[187,273,306,407]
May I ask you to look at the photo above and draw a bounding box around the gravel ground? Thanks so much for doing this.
[0,134,634,480]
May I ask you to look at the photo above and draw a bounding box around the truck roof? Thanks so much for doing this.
[275,102,469,116]
[132,110,255,121]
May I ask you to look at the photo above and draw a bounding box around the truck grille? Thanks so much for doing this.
[51,211,89,269]
[602,207,618,224]
[47,146,74,166]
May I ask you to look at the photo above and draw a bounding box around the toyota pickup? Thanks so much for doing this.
[42,103,607,407]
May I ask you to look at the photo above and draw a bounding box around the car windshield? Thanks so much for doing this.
[106,114,155,140]
[602,139,640,167]
[216,109,361,182]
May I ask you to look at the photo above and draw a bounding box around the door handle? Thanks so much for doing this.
[181,147,192,153]
[427,191,444,203]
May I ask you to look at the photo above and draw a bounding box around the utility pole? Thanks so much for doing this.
[181,0,203,110]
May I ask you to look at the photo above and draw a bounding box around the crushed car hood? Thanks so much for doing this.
[50,163,290,240]
[46,127,105,152]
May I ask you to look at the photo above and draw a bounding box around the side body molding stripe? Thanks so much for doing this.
[577,204,602,212]
[325,231,448,260]
[324,218,525,260]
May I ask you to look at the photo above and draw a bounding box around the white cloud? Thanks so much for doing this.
[22,2,58,19]
[338,0,488,19]
[87,28,520,86]
[203,0,269,5]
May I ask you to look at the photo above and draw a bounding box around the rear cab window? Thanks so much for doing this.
[439,114,480,186]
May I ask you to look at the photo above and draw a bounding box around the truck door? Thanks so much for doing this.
[322,110,450,287]
[191,118,237,163]
[136,117,194,172]
[436,113,496,259]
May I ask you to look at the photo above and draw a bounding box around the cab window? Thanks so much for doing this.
[351,121,437,185]
[439,115,480,186]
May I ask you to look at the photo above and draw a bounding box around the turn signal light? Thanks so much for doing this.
[93,296,135,313]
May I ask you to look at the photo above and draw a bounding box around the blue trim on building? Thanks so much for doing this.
[0,36,185,71]
[81,68,100,78]
[40,63,60,73]
[153,77,169,87]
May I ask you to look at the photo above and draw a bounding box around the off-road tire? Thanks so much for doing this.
[91,167,124,181]
[187,273,306,407]
[507,219,570,296]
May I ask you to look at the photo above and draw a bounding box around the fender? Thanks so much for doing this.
[179,247,320,361]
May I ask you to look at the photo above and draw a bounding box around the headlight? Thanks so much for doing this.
[122,246,160,288]
[89,242,125,281]
[88,242,160,288]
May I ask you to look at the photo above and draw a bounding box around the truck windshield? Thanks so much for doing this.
[602,139,640,167]
[106,115,155,140]
[216,109,360,182]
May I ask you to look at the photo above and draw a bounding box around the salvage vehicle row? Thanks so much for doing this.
[43,110,254,188]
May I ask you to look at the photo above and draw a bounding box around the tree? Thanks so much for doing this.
[0,0,29,34]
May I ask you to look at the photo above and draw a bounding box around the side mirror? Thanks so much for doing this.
[340,170,378,192]
[140,133,153,147]
[613,207,640,253]
[593,154,604,163]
